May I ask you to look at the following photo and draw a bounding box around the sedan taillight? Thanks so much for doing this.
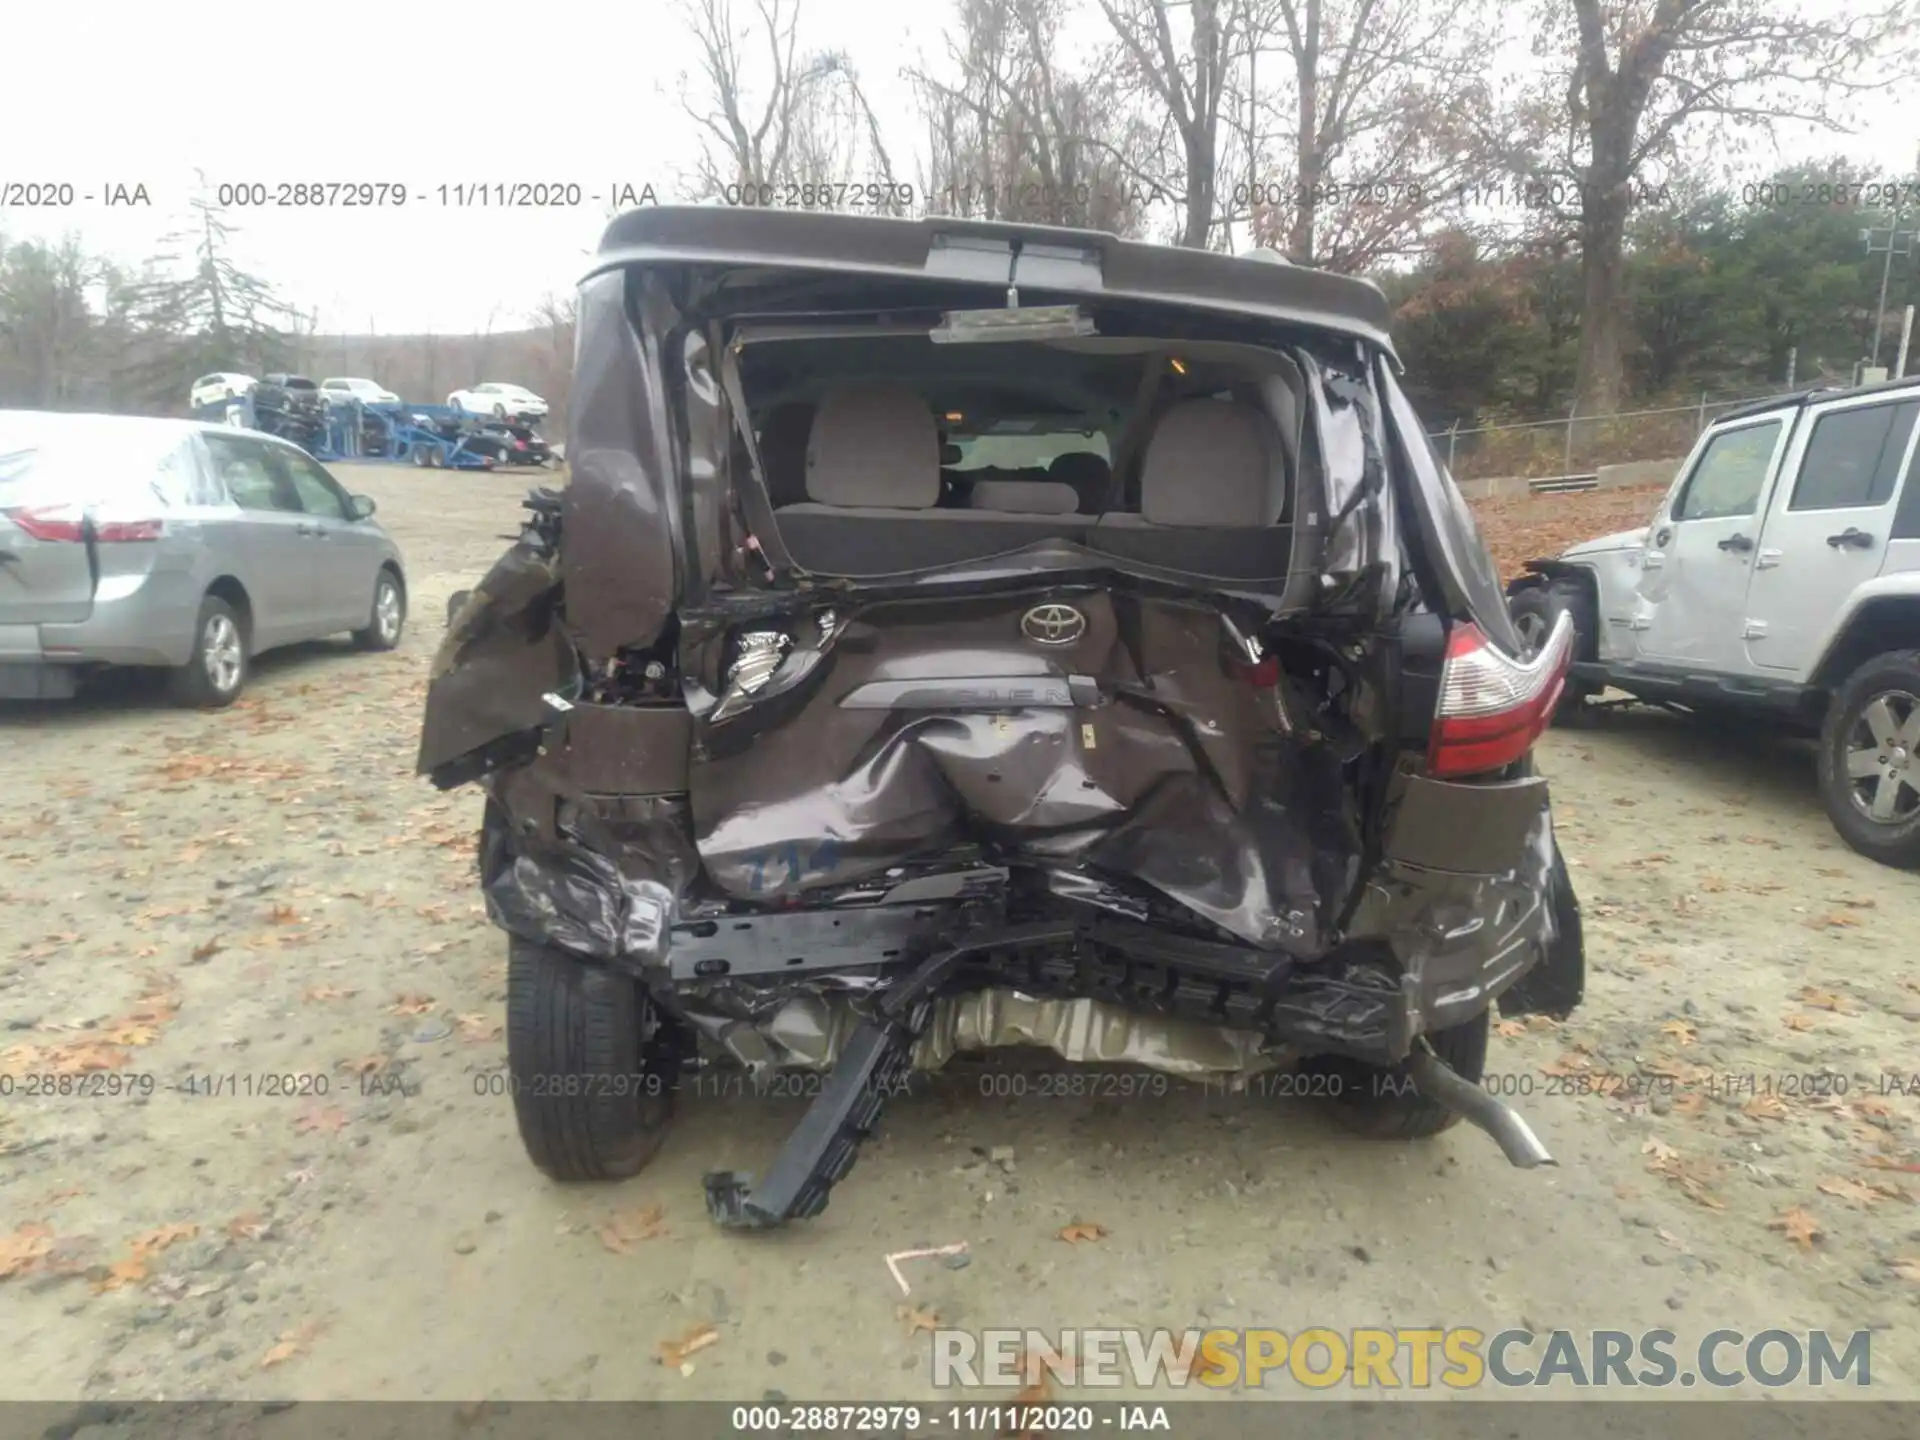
[5,506,163,543]
[1428,613,1574,778]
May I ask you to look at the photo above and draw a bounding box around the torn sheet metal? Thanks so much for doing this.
[416,539,574,780]
[691,987,1286,1078]
[689,591,1360,952]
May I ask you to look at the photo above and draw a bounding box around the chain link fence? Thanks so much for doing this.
[1428,388,1812,483]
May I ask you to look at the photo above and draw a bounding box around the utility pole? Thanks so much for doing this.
[1863,147,1920,371]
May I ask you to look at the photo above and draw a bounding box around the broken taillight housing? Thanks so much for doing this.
[1427,613,1574,778]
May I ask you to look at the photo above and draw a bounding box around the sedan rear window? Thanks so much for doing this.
[0,433,191,509]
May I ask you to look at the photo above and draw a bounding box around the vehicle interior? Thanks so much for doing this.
[740,332,1311,583]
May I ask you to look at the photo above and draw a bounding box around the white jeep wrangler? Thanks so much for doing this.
[1506,377,1920,868]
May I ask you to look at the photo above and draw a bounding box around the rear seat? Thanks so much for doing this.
[772,384,1095,576]
[1088,398,1292,581]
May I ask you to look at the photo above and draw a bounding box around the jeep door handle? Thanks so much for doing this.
[1717,532,1754,553]
[1826,527,1874,549]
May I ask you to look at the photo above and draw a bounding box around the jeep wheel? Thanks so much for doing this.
[1309,1007,1490,1140]
[505,938,677,1181]
[1509,583,1597,723]
[1817,650,1920,868]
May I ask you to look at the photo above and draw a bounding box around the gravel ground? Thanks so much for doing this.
[2,464,1919,1403]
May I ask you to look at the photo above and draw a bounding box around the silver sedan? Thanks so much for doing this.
[0,411,408,706]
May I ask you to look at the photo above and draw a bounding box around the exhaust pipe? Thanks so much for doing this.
[1404,1045,1556,1168]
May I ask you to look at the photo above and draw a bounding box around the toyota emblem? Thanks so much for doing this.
[1021,603,1087,646]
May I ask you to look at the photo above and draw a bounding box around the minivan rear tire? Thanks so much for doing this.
[1310,1007,1490,1140]
[505,939,677,1182]
[169,596,248,709]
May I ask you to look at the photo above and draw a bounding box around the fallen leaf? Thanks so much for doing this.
[1058,1222,1109,1244]
[1642,1138,1679,1163]
[0,1223,55,1280]
[1783,1014,1818,1032]
[454,1013,501,1044]
[292,1105,349,1135]
[190,937,223,962]
[260,1321,323,1369]
[265,904,302,925]
[656,1323,720,1369]
[1767,1206,1822,1252]
[389,993,435,1016]
[1493,1019,1526,1039]
[1660,1019,1698,1047]
[1891,1257,1920,1283]
[1541,1052,1594,1077]
[597,1205,668,1254]
[1817,1176,1883,1208]
[337,1055,387,1077]
[130,1223,199,1257]
[896,1303,941,1336]
[1743,1095,1789,1121]
[1798,986,1852,1012]
[303,985,356,1003]
[226,1212,271,1241]
[93,1022,158,1047]
[91,1255,149,1293]
[1655,1228,1683,1249]
[1672,1092,1710,1117]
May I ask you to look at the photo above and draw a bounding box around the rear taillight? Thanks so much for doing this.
[7,506,86,542]
[95,519,164,542]
[5,506,162,543]
[1427,613,1574,778]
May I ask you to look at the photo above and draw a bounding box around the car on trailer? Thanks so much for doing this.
[419,207,1586,1230]
[188,372,258,410]
[448,382,548,421]
[321,377,402,407]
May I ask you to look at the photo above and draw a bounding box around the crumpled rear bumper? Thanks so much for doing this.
[473,761,1581,1070]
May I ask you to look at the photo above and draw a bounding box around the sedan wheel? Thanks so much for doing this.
[355,573,407,652]
[1818,651,1920,867]
[169,596,248,708]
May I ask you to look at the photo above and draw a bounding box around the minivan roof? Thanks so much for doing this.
[587,205,1398,356]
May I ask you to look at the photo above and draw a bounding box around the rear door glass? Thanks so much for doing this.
[1788,400,1918,511]
[205,434,300,512]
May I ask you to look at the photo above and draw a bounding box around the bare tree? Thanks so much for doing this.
[1235,0,1506,271]
[1095,0,1246,247]
[680,0,899,202]
[0,236,100,408]
[914,0,1157,234]
[1530,0,1918,417]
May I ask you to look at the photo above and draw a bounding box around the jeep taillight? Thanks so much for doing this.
[1427,613,1574,778]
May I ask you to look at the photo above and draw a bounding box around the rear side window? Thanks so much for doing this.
[204,434,299,512]
[0,433,192,509]
[1676,420,1781,521]
[1789,400,1918,510]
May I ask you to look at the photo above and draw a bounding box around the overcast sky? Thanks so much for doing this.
[7,0,1916,336]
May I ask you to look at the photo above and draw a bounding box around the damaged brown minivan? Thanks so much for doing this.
[418,206,1586,1229]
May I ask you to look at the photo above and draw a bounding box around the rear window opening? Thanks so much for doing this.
[735,331,1311,583]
